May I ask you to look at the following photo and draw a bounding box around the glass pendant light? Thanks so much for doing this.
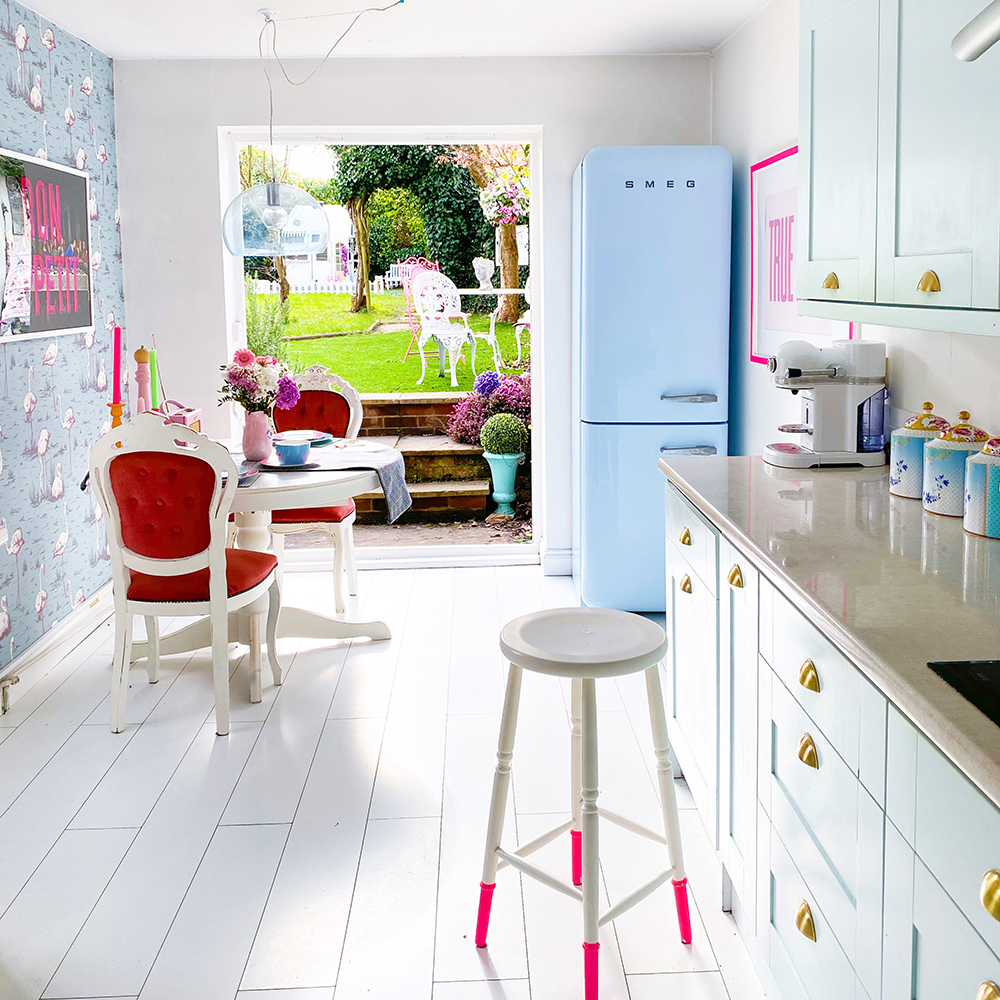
[222,180,329,256]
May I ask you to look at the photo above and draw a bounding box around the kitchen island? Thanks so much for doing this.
[660,455,1000,1000]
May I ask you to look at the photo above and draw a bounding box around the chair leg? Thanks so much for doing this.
[645,664,691,943]
[328,525,346,616]
[417,340,427,385]
[571,676,583,886]
[266,578,282,687]
[109,609,133,733]
[249,612,262,704]
[581,678,601,1000]
[469,335,479,379]
[144,615,160,683]
[448,343,460,388]
[438,340,447,379]
[211,610,231,736]
[271,530,285,590]
[476,662,523,949]
[343,521,358,596]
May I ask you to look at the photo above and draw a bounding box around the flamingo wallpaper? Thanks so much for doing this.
[0,0,124,671]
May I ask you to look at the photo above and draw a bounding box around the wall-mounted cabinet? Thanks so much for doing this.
[799,0,1000,334]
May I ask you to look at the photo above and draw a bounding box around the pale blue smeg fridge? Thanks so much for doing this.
[572,146,732,611]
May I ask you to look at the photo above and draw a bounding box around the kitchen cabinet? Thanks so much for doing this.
[718,537,759,928]
[799,0,1000,333]
[797,0,880,304]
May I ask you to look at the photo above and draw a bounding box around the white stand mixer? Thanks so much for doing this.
[763,340,888,470]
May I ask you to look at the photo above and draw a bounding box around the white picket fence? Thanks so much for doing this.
[253,275,387,296]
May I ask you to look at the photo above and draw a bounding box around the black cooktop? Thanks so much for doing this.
[929,660,1000,729]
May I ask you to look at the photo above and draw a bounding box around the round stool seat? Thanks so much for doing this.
[500,607,666,678]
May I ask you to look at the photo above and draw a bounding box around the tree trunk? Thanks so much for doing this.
[497,222,520,323]
[347,196,371,313]
[274,256,290,304]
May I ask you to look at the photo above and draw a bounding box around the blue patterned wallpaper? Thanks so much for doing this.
[0,0,124,669]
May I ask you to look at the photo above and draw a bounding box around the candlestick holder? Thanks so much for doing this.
[108,401,125,429]
[134,346,152,413]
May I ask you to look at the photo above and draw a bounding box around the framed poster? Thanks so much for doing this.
[0,148,93,342]
[749,146,852,364]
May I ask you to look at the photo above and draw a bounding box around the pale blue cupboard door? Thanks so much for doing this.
[876,0,1000,309]
[799,0,880,303]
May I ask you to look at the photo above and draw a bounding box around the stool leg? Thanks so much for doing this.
[476,662,523,949]
[571,676,583,886]
[581,678,600,1000]
[645,663,692,944]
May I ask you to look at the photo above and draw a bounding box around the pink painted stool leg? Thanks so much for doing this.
[672,877,693,944]
[571,829,582,886]
[475,881,496,948]
[584,941,600,1000]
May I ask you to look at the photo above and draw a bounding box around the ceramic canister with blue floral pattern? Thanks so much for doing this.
[964,438,1000,537]
[923,412,990,517]
[889,402,951,498]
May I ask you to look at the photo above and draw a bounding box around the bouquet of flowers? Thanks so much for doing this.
[220,348,300,413]
[479,175,529,226]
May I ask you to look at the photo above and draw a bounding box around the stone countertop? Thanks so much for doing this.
[659,455,1000,808]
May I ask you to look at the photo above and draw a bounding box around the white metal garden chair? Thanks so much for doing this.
[90,413,282,736]
[412,270,502,387]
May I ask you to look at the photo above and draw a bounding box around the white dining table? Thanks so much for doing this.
[130,462,390,662]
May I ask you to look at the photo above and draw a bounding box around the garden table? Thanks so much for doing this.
[130,463,390,662]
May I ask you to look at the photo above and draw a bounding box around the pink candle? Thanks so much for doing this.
[112,326,122,404]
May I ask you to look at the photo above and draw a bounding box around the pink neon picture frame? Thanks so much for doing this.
[749,145,853,365]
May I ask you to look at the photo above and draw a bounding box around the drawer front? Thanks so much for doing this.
[772,591,861,771]
[768,823,858,1000]
[912,733,1000,958]
[665,483,719,595]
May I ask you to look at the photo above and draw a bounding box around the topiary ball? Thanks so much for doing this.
[480,412,528,455]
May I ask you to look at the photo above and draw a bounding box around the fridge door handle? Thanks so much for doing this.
[660,446,719,456]
[660,393,719,404]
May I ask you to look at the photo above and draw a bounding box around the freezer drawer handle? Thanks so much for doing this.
[660,446,718,456]
[660,393,719,404]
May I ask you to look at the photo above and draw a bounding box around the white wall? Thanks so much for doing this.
[714,0,1000,448]
[114,54,712,573]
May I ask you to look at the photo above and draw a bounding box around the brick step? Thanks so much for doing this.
[359,392,464,438]
[396,434,489,483]
[355,479,492,524]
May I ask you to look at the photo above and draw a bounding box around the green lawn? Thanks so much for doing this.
[281,292,530,394]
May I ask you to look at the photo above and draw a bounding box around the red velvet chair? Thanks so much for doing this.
[90,413,282,735]
[270,365,363,615]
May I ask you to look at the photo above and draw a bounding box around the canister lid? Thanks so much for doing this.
[983,438,1000,456]
[904,401,950,432]
[938,411,989,443]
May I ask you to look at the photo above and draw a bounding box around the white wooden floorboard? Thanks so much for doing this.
[43,722,261,999]
[432,981,530,1000]
[368,644,450,820]
[448,639,506,716]
[627,970,732,999]
[136,823,289,1000]
[0,726,12,745]
[401,568,456,647]
[327,638,401,720]
[221,643,349,826]
[515,813,631,1000]
[0,725,132,915]
[433,713,528,984]
[0,828,136,1000]
[239,718,384,992]
[333,817,440,1000]
[238,990,334,1000]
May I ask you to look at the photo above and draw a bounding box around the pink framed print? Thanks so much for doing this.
[749,146,853,364]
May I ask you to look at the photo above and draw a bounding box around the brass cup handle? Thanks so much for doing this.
[822,272,840,290]
[799,659,821,693]
[798,733,819,769]
[795,900,817,941]
[679,574,693,595]
[980,869,1000,922]
[727,564,744,589]
[917,269,942,293]
[978,983,1000,1000]
[679,527,692,546]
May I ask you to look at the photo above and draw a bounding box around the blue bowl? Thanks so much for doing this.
[274,441,311,465]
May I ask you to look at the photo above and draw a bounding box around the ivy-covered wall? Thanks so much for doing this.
[0,1,125,670]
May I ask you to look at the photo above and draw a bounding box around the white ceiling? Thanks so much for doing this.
[26,0,769,60]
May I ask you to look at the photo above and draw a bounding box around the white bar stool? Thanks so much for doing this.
[475,607,692,1000]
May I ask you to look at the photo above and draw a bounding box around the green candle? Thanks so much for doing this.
[149,349,160,410]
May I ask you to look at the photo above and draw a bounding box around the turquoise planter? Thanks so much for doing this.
[483,452,523,516]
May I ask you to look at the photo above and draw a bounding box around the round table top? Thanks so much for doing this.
[231,467,380,512]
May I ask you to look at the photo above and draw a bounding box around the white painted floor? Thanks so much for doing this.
[0,566,767,1000]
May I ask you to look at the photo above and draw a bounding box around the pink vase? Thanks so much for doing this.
[242,409,272,461]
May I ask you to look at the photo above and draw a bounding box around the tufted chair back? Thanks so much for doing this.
[271,365,363,440]
[90,413,236,605]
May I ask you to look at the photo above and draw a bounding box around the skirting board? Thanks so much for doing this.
[540,546,572,577]
[285,542,541,572]
[0,582,114,715]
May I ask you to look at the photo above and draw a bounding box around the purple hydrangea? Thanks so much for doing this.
[473,371,501,397]
[275,374,300,410]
